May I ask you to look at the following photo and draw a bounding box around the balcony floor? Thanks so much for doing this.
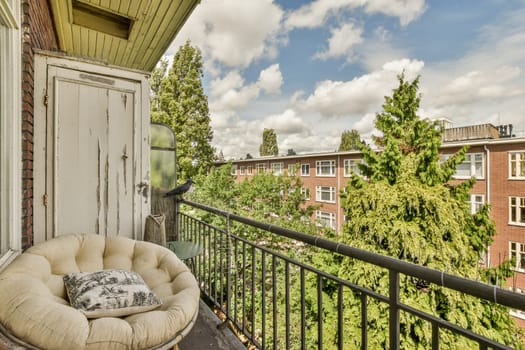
[178,300,246,350]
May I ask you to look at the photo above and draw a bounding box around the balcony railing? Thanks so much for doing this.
[174,198,524,350]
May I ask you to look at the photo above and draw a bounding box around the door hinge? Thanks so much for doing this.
[42,193,48,206]
[43,94,48,106]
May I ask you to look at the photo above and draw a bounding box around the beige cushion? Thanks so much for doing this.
[0,234,200,350]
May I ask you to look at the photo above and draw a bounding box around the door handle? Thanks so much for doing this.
[137,181,149,201]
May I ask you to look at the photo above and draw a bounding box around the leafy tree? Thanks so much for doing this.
[150,41,215,181]
[337,74,522,349]
[338,129,362,151]
[150,58,168,113]
[259,128,279,156]
[189,164,239,217]
[188,163,318,238]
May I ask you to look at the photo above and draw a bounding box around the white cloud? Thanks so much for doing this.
[382,58,424,75]
[358,27,410,72]
[435,66,522,106]
[213,85,261,112]
[263,109,309,134]
[314,23,363,61]
[300,58,424,117]
[258,64,283,94]
[209,64,284,114]
[210,71,244,97]
[352,112,376,136]
[363,0,427,26]
[285,0,426,29]
[419,8,525,129]
[168,0,284,69]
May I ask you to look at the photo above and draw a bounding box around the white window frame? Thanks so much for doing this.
[246,165,253,175]
[239,166,245,175]
[453,153,484,179]
[230,165,237,175]
[271,162,284,176]
[509,196,525,226]
[343,159,363,177]
[509,151,525,179]
[510,287,525,320]
[287,164,296,175]
[0,0,22,264]
[256,163,266,174]
[301,187,310,200]
[316,160,336,177]
[315,186,336,203]
[301,164,310,176]
[470,194,484,214]
[510,241,525,273]
[316,211,336,229]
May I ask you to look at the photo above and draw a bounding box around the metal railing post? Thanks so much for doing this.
[389,270,400,350]
[174,197,181,241]
[178,199,523,350]
[226,214,232,322]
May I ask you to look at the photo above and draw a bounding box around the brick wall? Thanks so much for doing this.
[231,153,361,232]
[21,0,59,249]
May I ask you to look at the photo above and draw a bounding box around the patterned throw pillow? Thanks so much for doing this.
[63,269,162,318]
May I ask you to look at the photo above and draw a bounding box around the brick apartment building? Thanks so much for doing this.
[223,123,525,323]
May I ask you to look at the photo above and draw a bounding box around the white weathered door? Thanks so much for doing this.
[34,57,150,241]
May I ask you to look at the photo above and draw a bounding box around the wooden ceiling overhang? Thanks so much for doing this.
[48,0,200,72]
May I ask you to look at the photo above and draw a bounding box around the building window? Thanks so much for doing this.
[316,211,336,229]
[231,165,237,175]
[316,186,336,203]
[256,163,266,174]
[316,160,335,177]
[509,152,525,179]
[470,194,484,214]
[301,164,310,176]
[239,166,245,175]
[344,159,363,177]
[454,153,483,179]
[247,165,253,175]
[271,162,284,175]
[510,197,525,226]
[0,0,22,260]
[288,164,297,175]
[301,187,310,200]
[510,242,525,272]
[510,288,525,320]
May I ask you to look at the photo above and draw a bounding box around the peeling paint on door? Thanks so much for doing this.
[96,138,101,235]
[116,172,120,235]
[45,65,144,239]
[122,144,128,195]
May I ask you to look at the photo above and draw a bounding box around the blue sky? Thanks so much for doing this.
[167,0,525,159]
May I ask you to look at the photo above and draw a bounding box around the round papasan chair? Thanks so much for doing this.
[0,234,200,350]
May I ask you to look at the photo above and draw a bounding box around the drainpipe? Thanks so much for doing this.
[484,144,491,268]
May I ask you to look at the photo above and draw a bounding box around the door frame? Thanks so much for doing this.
[34,52,150,243]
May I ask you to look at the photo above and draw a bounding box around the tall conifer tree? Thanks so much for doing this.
[151,41,214,181]
[338,129,362,151]
[336,74,522,349]
[259,128,279,156]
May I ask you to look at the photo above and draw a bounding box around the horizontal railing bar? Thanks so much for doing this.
[180,212,389,302]
[398,302,513,350]
[191,208,509,350]
[181,199,525,311]
[181,208,516,350]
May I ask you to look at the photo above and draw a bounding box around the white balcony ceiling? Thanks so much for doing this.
[48,0,199,71]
